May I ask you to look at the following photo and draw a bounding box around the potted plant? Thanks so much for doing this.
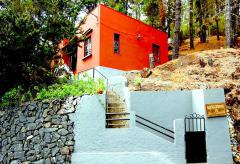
[97,79,105,94]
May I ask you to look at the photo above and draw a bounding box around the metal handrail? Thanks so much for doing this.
[136,115,174,133]
[92,68,109,110]
[136,121,174,139]
[78,67,109,114]
[136,114,174,140]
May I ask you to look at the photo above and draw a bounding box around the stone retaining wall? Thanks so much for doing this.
[0,97,80,164]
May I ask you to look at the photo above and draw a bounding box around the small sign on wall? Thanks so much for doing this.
[205,103,227,118]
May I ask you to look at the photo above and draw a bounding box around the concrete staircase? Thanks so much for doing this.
[106,91,130,128]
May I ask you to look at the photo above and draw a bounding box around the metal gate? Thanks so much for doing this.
[185,113,207,163]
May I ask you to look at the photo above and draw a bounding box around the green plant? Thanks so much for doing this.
[1,77,106,107]
[21,90,33,103]
[96,78,106,92]
[36,78,106,100]
[134,77,142,87]
[0,0,86,97]
[1,86,23,107]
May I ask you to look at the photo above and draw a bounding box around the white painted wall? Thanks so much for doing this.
[70,95,185,164]
[70,76,232,164]
[130,91,193,130]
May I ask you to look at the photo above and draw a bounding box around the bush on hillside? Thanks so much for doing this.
[0,77,106,107]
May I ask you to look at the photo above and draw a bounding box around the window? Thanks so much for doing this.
[84,37,92,57]
[152,44,160,63]
[114,33,120,54]
[70,52,77,71]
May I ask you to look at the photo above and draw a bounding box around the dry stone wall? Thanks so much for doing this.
[0,96,80,164]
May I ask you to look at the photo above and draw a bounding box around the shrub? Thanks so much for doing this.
[36,77,106,100]
[1,77,106,107]
[134,77,142,87]
[1,86,24,107]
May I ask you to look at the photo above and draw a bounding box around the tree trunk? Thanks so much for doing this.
[167,0,172,38]
[159,0,166,31]
[198,0,203,42]
[225,0,231,48]
[172,0,181,59]
[231,0,239,47]
[215,0,220,41]
[236,0,240,46]
[189,0,194,49]
[124,0,128,14]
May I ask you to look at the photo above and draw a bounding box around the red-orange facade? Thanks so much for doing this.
[67,4,168,73]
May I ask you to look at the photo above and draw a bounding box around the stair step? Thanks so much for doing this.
[106,118,130,121]
[107,93,119,97]
[107,98,122,102]
[106,123,128,126]
[108,102,124,105]
[107,106,125,109]
[108,106,125,108]
[107,93,118,96]
[107,109,126,113]
[108,105,124,107]
[106,112,130,115]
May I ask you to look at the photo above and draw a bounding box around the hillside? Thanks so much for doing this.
[126,48,240,163]
[178,36,226,55]
[128,48,240,91]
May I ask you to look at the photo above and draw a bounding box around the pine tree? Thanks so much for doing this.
[231,0,239,47]
[215,0,220,41]
[159,0,166,31]
[189,0,194,49]
[166,0,173,37]
[173,0,181,59]
[225,0,231,47]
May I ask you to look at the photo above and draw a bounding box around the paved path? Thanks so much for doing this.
[72,152,178,164]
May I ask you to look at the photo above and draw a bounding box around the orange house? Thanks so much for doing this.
[65,4,168,74]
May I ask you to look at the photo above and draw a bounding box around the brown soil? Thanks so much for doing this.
[128,48,240,91]
[169,35,239,56]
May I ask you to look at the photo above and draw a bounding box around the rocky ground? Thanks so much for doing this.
[127,48,240,91]
[126,48,240,163]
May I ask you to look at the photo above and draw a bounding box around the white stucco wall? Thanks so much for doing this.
[70,73,232,164]
[130,91,193,130]
[70,95,185,164]
[203,89,232,164]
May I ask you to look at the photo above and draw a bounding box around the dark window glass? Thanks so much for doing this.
[84,37,92,57]
[114,33,120,54]
[152,44,160,63]
[70,52,77,71]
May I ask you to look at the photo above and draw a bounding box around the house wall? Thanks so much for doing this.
[99,4,168,71]
[76,6,101,73]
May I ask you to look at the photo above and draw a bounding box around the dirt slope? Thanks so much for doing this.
[127,48,240,91]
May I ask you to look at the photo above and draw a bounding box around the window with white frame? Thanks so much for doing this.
[84,37,92,57]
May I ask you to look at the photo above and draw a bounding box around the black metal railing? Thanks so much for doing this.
[184,113,205,132]
[78,67,109,110]
[136,114,175,140]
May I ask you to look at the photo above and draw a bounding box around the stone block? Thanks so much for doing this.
[60,146,70,155]
[58,129,68,136]
[51,147,59,156]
